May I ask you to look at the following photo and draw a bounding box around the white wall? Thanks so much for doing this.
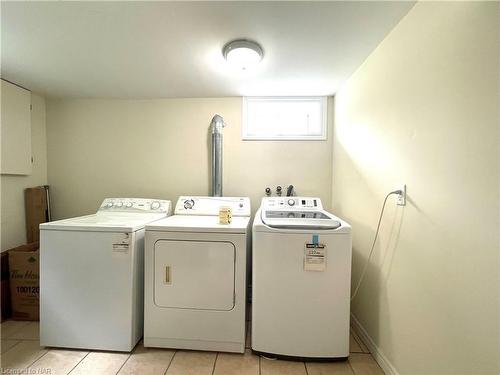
[46,98,333,219]
[333,2,499,374]
[1,94,47,251]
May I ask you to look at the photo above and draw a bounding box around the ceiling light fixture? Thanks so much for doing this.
[222,39,263,70]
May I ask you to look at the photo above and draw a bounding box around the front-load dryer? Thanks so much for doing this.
[40,198,171,352]
[144,196,251,353]
[252,197,352,360]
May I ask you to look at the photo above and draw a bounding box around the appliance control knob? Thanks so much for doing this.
[184,199,195,209]
[288,199,295,206]
[125,202,133,208]
[115,201,123,208]
[106,202,114,208]
[151,201,160,210]
[239,203,244,208]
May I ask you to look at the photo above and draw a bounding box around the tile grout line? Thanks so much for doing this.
[115,352,133,374]
[258,354,261,375]
[67,351,90,375]
[1,320,32,340]
[24,344,50,370]
[1,339,23,354]
[10,321,38,341]
[303,361,309,375]
[347,356,357,375]
[211,352,219,375]
[163,349,177,375]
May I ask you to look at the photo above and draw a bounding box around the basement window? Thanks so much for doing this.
[242,97,327,140]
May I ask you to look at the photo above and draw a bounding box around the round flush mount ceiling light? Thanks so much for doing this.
[222,39,263,70]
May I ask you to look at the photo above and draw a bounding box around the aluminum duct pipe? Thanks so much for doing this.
[210,114,225,197]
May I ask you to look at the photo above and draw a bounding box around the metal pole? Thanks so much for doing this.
[210,115,225,197]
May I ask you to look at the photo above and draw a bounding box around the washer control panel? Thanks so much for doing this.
[175,196,251,217]
[99,198,171,213]
[261,197,323,211]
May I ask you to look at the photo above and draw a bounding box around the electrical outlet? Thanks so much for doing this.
[397,184,406,206]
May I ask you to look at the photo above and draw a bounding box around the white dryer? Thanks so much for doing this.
[252,197,352,360]
[144,196,251,353]
[40,198,171,352]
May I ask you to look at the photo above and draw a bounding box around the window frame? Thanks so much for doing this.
[242,96,328,141]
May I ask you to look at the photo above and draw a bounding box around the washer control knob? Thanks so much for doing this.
[184,199,195,209]
[239,203,244,208]
[151,201,160,210]
[125,202,133,208]
[115,201,123,208]
[106,202,114,208]
[288,199,295,206]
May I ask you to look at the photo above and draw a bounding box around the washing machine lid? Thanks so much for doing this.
[40,197,172,232]
[146,215,250,234]
[261,209,341,230]
[40,213,169,232]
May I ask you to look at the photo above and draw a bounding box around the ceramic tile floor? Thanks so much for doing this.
[0,316,384,375]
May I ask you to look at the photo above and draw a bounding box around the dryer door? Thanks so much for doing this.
[154,240,235,310]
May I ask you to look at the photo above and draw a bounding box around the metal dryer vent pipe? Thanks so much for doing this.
[210,114,225,197]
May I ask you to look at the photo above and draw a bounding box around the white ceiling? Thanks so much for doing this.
[1,1,414,98]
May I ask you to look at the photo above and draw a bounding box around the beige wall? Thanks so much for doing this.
[1,94,47,251]
[333,2,499,374]
[46,98,333,219]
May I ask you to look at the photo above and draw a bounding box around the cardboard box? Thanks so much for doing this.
[25,186,49,243]
[1,251,12,321]
[8,242,39,321]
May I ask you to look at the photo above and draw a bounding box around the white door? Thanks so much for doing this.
[154,240,235,311]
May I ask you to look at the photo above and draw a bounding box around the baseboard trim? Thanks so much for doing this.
[350,313,399,375]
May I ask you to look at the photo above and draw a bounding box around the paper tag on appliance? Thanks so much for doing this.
[112,243,129,253]
[112,233,130,254]
[304,243,326,272]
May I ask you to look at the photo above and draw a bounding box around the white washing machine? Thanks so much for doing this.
[40,198,171,352]
[252,197,352,360]
[144,196,251,353]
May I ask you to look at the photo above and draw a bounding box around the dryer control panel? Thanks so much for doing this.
[261,197,323,211]
[98,198,171,214]
[175,196,251,217]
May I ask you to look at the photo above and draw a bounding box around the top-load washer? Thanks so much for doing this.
[144,196,251,353]
[40,198,171,352]
[252,197,352,360]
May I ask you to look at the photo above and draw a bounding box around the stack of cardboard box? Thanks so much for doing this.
[0,186,48,321]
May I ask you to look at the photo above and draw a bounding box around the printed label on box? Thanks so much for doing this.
[8,243,40,320]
